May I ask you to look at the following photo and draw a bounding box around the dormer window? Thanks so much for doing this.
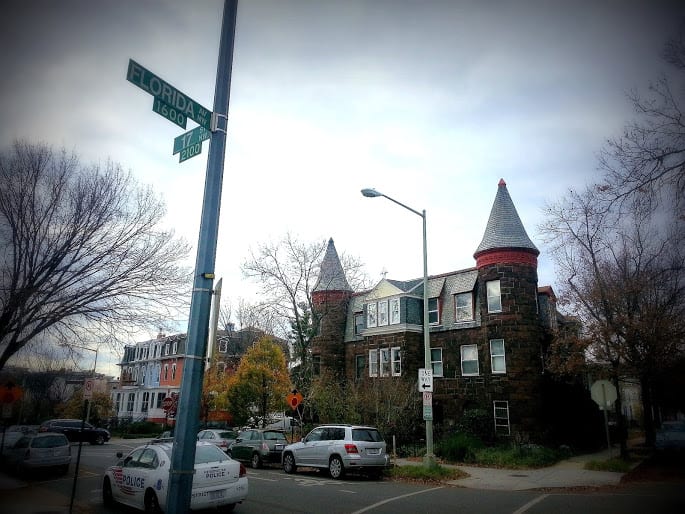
[367,303,377,328]
[390,298,400,324]
[378,300,388,326]
[455,292,474,321]
[428,297,440,324]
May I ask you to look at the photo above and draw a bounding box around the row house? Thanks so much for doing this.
[111,333,186,424]
[111,327,285,425]
[312,179,584,442]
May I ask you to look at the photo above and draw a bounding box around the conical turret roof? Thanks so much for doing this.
[474,179,539,258]
[313,238,352,292]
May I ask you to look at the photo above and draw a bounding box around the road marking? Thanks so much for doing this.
[247,475,278,482]
[351,486,444,514]
[512,493,549,514]
[340,489,356,494]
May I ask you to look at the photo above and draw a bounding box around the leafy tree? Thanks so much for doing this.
[55,390,113,426]
[226,338,291,427]
[0,141,191,370]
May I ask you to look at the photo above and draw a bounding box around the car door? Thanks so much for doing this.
[111,448,149,507]
[296,427,325,466]
[231,430,253,461]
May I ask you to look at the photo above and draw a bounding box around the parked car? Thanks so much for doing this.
[152,430,173,443]
[281,424,390,479]
[2,432,71,476]
[0,425,39,452]
[39,419,110,445]
[655,420,685,451]
[198,429,238,453]
[229,429,288,469]
[102,440,248,513]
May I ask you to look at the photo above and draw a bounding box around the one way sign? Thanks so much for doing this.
[418,368,433,392]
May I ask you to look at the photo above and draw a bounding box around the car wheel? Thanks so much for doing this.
[251,452,262,469]
[102,477,114,506]
[93,434,105,445]
[220,504,236,513]
[145,490,162,514]
[282,452,297,474]
[328,456,345,479]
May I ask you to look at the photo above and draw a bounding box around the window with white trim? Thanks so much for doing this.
[460,344,479,376]
[141,392,150,412]
[171,363,177,381]
[156,393,166,409]
[391,347,401,376]
[217,362,227,374]
[368,350,378,377]
[390,298,400,324]
[218,339,228,353]
[141,366,146,385]
[172,341,178,354]
[164,344,169,356]
[431,348,443,377]
[455,292,473,321]
[115,393,121,413]
[163,364,169,381]
[494,400,510,436]
[367,303,377,328]
[126,392,135,412]
[428,297,440,324]
[487,280,502,313]
[378,300,389,326]
[490,339,506,373]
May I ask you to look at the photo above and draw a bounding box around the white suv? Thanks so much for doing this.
[281,424,390,479]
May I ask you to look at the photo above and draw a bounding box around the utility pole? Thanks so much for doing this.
[166,2,238,513]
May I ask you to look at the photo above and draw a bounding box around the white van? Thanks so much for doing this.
[264,416,300,432]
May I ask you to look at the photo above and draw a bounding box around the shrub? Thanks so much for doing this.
[436,432,484,463]
[125,421,162,435]
[455,408,494,441]
[474,444,562,468]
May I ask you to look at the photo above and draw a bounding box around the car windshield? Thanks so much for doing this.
[218,431,237,439]
[352,428,384,442]
[31,435,67,448]
[263,431,286,441]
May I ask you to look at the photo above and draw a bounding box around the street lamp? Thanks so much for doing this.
[361,188,436,468]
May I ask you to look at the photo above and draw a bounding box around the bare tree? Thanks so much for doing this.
[541,186,685,451]
[598,26,685,212]
[0,141,191,370]
[241,234,370,391]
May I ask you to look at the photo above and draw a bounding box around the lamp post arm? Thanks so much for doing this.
[379,194,424,219]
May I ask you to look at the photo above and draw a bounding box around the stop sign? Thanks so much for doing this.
[591,380,617,410]
[162,396,174,411]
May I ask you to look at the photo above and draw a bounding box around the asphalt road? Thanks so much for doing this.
[2,440,684,514]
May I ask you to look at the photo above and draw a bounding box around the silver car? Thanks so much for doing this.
[3,432,71,476]
[281,424,390,479]
[198,429,238,453]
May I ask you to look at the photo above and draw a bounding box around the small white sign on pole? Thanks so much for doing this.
[418,368,433,393]
[83,378,95,400]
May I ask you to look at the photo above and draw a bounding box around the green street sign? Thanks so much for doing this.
[153,98,187,129]
[127,59,212,130]
[178,142,202,163]
[173,126,211,154]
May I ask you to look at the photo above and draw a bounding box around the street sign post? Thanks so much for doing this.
[591,380,618,452]
[422,391,433,421]
[127,59,212,130]
[83,378,94,400]
[418,368,433,392]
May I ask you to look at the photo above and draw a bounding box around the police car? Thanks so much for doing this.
[102,440,248,513]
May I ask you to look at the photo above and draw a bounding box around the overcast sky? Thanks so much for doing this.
[1,0,682,375]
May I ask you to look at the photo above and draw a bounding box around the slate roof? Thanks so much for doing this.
[313,238,352,292]
[474,179,539,257]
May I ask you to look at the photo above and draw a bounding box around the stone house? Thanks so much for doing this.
[311,179,581,441]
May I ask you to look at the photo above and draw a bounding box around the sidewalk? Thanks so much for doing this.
[394,446,633,490]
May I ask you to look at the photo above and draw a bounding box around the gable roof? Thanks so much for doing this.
[474,179,539,258]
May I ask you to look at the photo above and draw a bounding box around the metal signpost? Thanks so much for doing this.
[591,379,618,452]
[125,1,238,512]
